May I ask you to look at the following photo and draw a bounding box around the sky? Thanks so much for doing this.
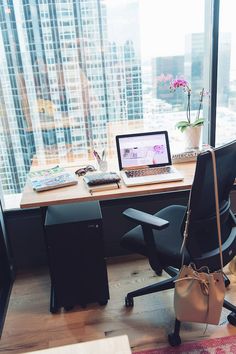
[105,0,205,59]
[104,0,236,76]
[139,0,204,58]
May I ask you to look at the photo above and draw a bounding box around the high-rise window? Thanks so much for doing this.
[216,0,236,145]
[0,0,214,205]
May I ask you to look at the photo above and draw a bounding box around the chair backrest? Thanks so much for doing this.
[185,140,236,269]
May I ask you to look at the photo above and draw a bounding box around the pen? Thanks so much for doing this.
[102,149,106,161]
[93,150,101,162]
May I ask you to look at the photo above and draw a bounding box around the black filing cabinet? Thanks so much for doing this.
[44,201,109,313]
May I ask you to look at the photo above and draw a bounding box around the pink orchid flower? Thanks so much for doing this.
[169,77,209,130]
[170,79,191,93]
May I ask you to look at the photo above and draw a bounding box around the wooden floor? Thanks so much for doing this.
[0,256,236,354]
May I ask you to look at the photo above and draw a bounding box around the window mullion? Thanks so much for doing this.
[208,0,220,147]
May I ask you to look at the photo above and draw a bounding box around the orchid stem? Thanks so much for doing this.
[187,91,191,124]
[196,88,204,121]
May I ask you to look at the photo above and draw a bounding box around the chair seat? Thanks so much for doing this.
[121,205,190,269]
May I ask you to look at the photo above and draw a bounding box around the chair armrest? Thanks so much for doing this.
[123,208,169,230]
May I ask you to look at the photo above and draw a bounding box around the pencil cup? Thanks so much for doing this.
[98,160,108,172]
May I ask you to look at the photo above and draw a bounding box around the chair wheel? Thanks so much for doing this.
[224,274,230,288]
[125,296,134,307]
[168,333,181,347]
[227,312,236,326]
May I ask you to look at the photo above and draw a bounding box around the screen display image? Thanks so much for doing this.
[118,133,170,168]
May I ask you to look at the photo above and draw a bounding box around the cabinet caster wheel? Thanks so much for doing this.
[125,296,134,307]
[99,300,108,306]
[227,312,236,326]
[168,333,181,347]
[64,306,74,311]
[50,307,59,314]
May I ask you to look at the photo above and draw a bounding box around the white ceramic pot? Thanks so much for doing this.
[183,125,202,151]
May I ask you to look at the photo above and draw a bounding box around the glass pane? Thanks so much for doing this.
[139,0,208,153]
[216,0,236,145]
[0,0,208,200]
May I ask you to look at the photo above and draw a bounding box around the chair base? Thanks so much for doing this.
[228,312,236,326]
[124,269,236,346]
[124,270,178,307]
[168,299,236,346]
[224,273,231,287]
[168,319,181,347]
[124,265,236,346]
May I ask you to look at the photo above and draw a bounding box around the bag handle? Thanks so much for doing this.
[180,148,223,272]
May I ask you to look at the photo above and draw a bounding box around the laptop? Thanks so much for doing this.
[115,131,184,187]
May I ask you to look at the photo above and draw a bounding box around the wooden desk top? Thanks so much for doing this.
[23,335,131,354]
[20,162,196,209]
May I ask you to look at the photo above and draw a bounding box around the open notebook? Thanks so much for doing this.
[115,131,183,187]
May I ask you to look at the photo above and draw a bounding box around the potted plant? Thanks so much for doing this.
[170,78,208,150]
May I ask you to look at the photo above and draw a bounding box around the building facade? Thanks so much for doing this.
[0,0,143,193]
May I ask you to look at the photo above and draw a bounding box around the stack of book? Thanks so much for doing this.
[29,165,78,192]
[83,172,121,194]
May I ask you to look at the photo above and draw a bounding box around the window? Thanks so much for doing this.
[0,0,230,207]
[216,0,236,145]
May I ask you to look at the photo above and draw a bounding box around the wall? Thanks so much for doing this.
[5,208,47,270]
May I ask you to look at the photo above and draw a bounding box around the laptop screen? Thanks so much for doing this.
[116,131,172,170]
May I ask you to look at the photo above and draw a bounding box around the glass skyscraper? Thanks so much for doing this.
[0,0,143,193]
[0,0,234,199]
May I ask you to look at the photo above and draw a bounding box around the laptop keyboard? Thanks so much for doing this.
[125,166,174,178]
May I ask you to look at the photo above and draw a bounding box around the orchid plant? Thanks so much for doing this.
[170,78,208,132]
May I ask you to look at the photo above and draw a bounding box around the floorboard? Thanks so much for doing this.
[0,256,236,353]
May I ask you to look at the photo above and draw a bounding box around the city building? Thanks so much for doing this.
[152,55,184,105]
[185,32,231,108]
[0,0,143,194]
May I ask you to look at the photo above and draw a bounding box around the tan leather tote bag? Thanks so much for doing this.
[174,149,225,325]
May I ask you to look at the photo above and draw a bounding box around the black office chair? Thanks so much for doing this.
[120,140,236,346]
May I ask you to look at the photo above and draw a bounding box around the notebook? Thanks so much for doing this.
[115,131,184,187]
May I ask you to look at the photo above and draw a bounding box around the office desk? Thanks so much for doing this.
[20,162,196,209]
[20,162,196,312]
[19,161,236,312]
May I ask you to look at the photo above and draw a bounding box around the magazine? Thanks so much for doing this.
[29,165,78,192]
